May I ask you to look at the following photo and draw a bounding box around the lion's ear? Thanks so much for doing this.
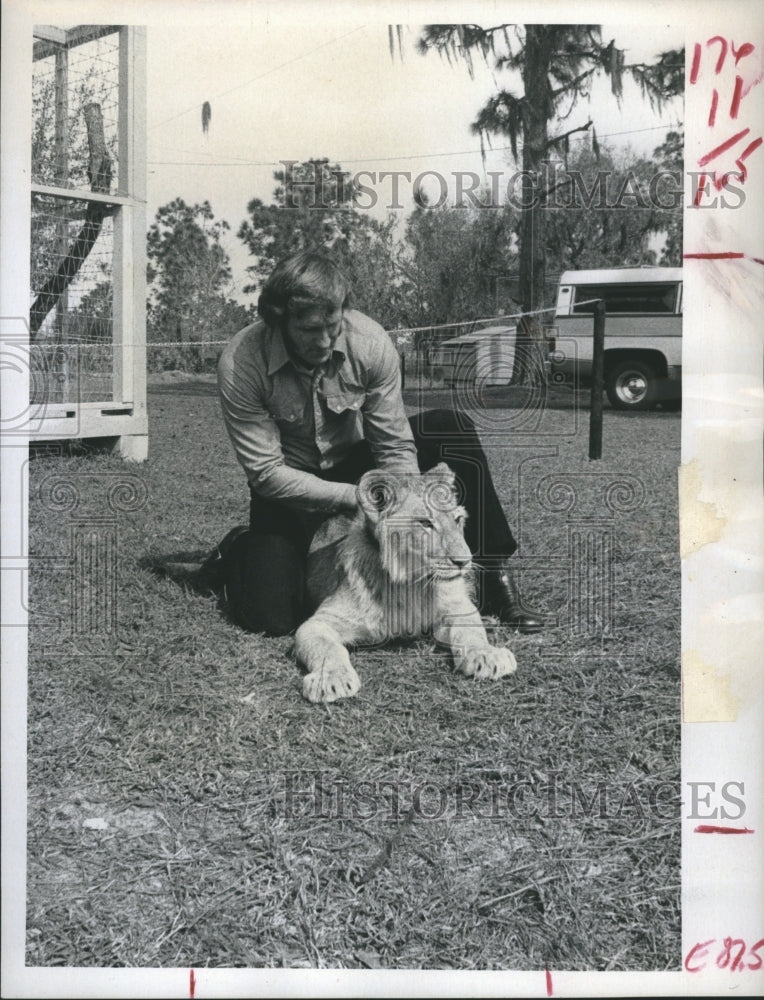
[424,462,459,512]
[429,462,455,484]
[356,470,398,521]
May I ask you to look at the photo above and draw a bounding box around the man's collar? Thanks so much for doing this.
[265,316,348,376]
[266,325,291,375]
[333,318,348,362]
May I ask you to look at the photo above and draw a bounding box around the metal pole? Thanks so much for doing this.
[588,300,605,460]
[54,43,69,398]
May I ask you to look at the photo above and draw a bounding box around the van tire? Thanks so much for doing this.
[606,359,659,410]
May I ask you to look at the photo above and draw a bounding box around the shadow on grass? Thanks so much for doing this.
[140,550,217,596]
[29,437,129,460]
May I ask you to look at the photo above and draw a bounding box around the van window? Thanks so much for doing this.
[573,282,679,315]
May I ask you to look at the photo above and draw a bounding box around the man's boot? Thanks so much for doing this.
[481,559,545,633]
[163,525,249,591]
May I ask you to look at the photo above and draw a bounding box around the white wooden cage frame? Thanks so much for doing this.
[31,24,148,462]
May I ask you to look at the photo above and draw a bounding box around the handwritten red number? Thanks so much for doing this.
[685,939,715,972]
[716,937,747,971]
[749,939,764,972]
[730,76,744,118]
[685,937,764,973]
[732,41,755,65]
[707,36,728,74]
[690,43,702,84]
[691,36,756,82]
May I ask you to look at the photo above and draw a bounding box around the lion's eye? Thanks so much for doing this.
[416,517,435,530]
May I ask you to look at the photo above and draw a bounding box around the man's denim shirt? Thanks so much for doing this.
[218,309,419,512]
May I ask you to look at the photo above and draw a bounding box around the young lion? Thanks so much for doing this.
[295,463,517,703]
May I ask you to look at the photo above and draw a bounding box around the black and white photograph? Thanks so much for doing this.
[2,1,762,996]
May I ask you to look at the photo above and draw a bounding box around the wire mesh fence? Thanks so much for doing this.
[32,30,120,191]
[31,27,122,407]
[30,193,116,403]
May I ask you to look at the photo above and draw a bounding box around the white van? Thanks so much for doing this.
[550,267,682,410]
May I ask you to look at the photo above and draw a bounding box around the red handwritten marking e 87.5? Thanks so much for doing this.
[684,937,764,973]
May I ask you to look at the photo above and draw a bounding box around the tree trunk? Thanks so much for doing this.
[513,25,553,385]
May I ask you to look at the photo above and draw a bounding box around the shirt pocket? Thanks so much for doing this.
[322,387,365,416]
[268,387,305,427]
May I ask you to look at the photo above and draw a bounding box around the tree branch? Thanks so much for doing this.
[546,118,593,150]
[550,66,598,100]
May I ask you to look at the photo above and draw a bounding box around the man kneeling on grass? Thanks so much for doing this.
[172,250,544,637]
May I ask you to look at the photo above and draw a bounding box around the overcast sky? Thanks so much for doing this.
[144,20,685,302]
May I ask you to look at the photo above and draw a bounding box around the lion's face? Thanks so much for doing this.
[356,463,471,584]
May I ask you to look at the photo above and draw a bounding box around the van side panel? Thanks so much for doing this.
[555,314,683,377]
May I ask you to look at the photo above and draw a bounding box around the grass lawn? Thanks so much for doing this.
[25,381,681,970]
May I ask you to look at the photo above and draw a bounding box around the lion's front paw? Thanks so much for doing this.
[302,657,361,704]
[455,645,517,680]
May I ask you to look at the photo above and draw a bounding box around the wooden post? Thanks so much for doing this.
[114,26,148,461]
[588,300,605,460]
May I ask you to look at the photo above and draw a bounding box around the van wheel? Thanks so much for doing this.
[606,359,659,410]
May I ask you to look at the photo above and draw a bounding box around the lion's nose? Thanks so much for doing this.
[450,554,471,568]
